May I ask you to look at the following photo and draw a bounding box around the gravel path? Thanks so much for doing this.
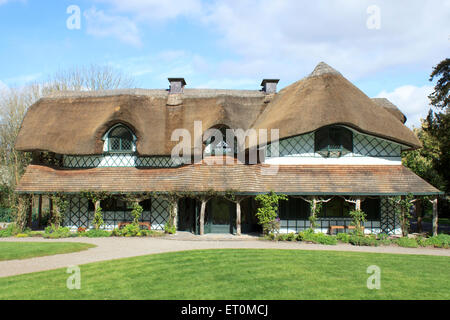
[0,235,449,278]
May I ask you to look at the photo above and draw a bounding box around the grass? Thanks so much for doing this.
[0,249,449,300]
[0,242,96,261]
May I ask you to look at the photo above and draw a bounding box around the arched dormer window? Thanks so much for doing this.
[314,126,353,157]
[104,124,136,153]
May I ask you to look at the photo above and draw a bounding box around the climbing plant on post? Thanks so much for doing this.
[14,194,31,232]
[50,193,70,228]
[193,189,218,236]
[388,194,415,237]
[255,191,287,235]
[81,191,109,230]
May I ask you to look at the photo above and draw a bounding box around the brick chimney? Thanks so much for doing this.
[168,78,186,94]
[261,79,279,94]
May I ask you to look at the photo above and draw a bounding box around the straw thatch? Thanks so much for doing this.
[251,62,420,149]
[15,62,421,156]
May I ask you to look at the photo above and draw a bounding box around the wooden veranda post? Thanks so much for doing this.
[355,198,361,211]
[199,199,207,235]
[236,200,242,236]
[27,195,33,228]
[172,200,178,229]
[38,195,42,228]
[432,197,438,236]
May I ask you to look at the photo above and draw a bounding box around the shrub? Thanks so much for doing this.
[164,223,176,234]
[276,233,289,241]
[43,224,73,239]
[84,229,111,238]
[349,234,379,246]
[425,234,450,248]
[255,192,287,235]
[16,233,29,238]
[286,233,296,241]
[265,233,276,241]
[349,209,366,235]
[0,223,20,237]
[77,227,87,234]
[112,224,153,237]
[377,233,392,246]
[336,232,350,243]
[298,229,337,245]
[396,237,418,248]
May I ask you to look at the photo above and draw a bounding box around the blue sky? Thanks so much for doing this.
[0,0,449,127]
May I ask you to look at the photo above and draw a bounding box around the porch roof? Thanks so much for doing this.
[16,158,442,196]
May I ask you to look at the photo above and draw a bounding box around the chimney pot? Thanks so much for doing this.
[168,78,186,94]
[261,79,279,94]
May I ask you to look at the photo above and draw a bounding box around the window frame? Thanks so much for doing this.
[104,124,136,154]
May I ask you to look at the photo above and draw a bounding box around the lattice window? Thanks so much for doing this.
[380,198,400,235]
[353,134,402,157]
[266,133,314,157]
[108,125,134,152]
[63,155,183,168]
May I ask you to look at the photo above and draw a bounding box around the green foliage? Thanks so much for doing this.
[255,191,287,235]
[0,208,13,222]
[0,223,20,237]
[298,229,337,245]
[50,193,70,227]
[112,224,157,237]
[396,237,419,248]
[43,224,73,239]
[349,209,366,235]
[130,202,143,225]
[388,194,414,236]
[308,201,322,229]
[164,223,176,234]
[377,233,392,246]
[349,234,379,247]
[336,232,350,243]
[84,229,111,238]
[425,234,450,248]
[275,233,296,241]
[93,206,104,230]
[425,58,450,192]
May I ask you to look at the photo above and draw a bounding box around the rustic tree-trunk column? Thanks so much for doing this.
[310,196,317,229]
[199,199,207,235]
[432,198,438,236]
[172,200,178,229]
[415,199,423,233]
[355,198,361,211]
[38,194,42,228]
[236,200,242,236]
[49,197,54,224]
[27,195,33,228]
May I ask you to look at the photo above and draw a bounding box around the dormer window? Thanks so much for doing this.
[203,125,237,156]
[105,124,135,153]
[315,126,353,157]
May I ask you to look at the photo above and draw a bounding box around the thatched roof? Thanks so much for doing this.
[371,98,407,124]
[251,62,420,149]
[15,62,421,156]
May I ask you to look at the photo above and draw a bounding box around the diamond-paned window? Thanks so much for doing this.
[315,126,353,158]
[108,125,134,153]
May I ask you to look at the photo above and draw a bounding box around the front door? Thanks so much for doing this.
[205,198,234,234]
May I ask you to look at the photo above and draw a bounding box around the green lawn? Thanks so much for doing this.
[0,249,449,300]
[0,242,96,261]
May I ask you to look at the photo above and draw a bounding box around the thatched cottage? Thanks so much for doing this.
[15,62,442,235]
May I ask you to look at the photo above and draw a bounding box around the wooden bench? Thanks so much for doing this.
[118,222,151,230]
[329,225,364,235]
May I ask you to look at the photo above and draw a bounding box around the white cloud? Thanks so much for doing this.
[90,0,450,83]
[95,0,203,21]
[376,85,434,128]
[84,7,142,47]
[199,0,450,81]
